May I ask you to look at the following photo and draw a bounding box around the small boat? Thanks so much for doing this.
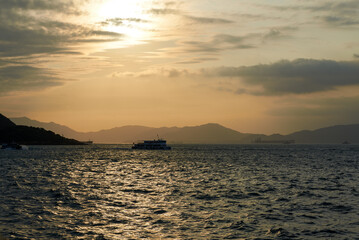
[132,138,171,150]
[1,143,23,150]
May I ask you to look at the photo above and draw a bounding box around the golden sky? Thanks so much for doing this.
[1,0,359,134]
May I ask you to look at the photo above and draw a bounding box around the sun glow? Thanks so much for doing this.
[96,0,152,45]
[99,0,144,19]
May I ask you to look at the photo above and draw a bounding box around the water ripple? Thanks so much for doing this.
[1,144,359,239]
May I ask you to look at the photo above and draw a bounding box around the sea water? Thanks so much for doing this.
[1,144,359,239]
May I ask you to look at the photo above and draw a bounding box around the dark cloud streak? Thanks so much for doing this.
[270,0,359,27]
[148,8,181,15]
[0,0,123,94]
[0,0,123,56]
[179,34,253,55]
[0,0,80,13]
[320,15,359,26]
[148,7,234,25]
[0,65,64,95]
[100,18,150,26]
[208,59,359,95]
[262,26,297,41]
[183,15,233,24]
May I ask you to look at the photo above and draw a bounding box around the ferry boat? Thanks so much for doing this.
[132,138,171,150]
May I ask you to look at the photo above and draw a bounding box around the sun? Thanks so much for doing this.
[96,0,152,45]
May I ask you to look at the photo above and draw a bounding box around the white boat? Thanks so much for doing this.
[132,139,171,150]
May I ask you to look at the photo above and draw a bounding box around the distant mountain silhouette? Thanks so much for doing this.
[11,117,263,143]
[11,117,81,137]
[11,116,359,144]
[287,124,359,143]
[1,114,83,145]
[246,124,359,144]
[163,123,263,144]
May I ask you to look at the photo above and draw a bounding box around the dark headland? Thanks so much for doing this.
[0,113,83,145]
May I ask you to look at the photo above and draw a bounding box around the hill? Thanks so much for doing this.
[0,126,83,145]
[1,114,83,145]
[0,113,16,129]
[10,116,359,144]
[251,124,359,144]
[164,123,262,144]
[10,117,83,138]
[287,124,359,143]
[11,117,259,143]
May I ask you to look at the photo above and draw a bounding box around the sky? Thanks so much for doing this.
[1,0,359,134]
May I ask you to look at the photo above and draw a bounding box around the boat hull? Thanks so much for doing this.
[132,146,171,150]
[132,139,171,150]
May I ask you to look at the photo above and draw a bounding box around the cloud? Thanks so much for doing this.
[0,0,80,13]
[183,15,233,24]
[168,27,294,58]
[111,58,359,97]
[0,19,121,56]
[148,6,233,25]
[262,26,298,41]
[270,0,359,27]
[0,0,124,57]
[320,16,359,26]
[112,68,190,79]
[235,88,247,95]
[206,59,359,95]
[177,34,253,55]
[148,8,181,15]
[317,0,359,16]
[0,65,64,95]
[0,0,123,94]
[100,18,150,26]
[90,30,123,37]
[176,57,218,64]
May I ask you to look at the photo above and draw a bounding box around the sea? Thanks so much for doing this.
[1,144,359,239]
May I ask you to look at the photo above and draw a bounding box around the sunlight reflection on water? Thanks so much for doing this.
[1,144,359,239]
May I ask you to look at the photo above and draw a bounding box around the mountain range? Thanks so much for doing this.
[10,117,359,144]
